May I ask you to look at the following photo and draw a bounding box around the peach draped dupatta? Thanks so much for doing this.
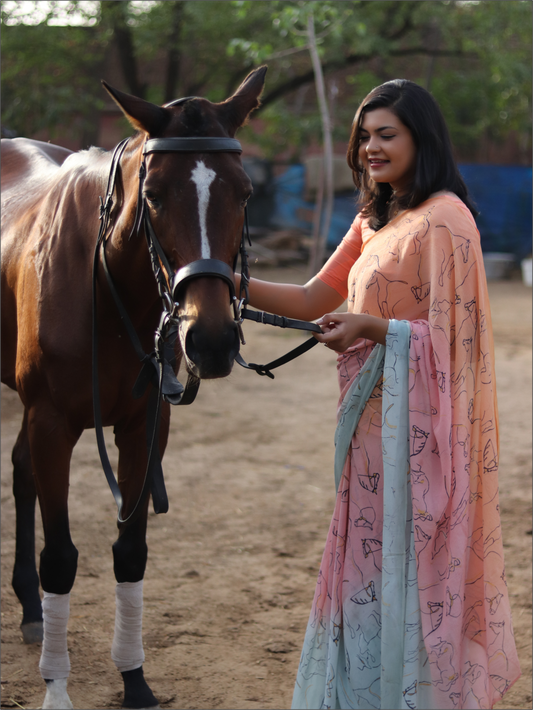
[291,194,520,709]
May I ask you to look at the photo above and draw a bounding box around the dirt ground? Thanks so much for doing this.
[1,267,531,710]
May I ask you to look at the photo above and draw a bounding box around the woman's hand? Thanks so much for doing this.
[314,313,389,351]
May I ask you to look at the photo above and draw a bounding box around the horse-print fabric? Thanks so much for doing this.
[292,193,520,709]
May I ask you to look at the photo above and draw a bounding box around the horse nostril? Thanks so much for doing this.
[184,322,240,378]
[185,327,199,363]
[186,324,238,356]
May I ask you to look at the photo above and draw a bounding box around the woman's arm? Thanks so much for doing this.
[234,274,388,347]
[235,273,345,322]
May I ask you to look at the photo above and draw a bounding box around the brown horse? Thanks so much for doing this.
[1,66,267,709]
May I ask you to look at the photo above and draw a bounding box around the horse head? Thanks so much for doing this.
[103,66,267,380]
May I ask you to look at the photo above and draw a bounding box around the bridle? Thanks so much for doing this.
[92,111,321,524]
[139,97,252,360]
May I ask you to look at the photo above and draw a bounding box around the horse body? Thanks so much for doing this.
[1,66,266,709]
[3,143,112,411]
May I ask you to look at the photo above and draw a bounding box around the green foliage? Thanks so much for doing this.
[1,0,530,161]
[1,19,106,139]
[226,0,532,160]
[239,102,324,162]
[406,0,532,156]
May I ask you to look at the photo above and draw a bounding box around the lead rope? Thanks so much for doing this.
[236,312,321,379]
[234,208,322,378]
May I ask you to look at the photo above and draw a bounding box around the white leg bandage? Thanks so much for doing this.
[111,580,145,672]
[39,592,71,680]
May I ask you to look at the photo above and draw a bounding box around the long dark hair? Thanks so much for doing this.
[347,79,478,230]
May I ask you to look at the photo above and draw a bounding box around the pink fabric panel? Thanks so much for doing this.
[303,192,520,708]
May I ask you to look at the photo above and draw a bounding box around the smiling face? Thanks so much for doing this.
[358,107,417,195]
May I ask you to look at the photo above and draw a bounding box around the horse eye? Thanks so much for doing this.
[144,192,160,208]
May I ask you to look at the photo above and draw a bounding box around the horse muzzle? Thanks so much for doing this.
[172,259,241,379]
[182,317,240,379]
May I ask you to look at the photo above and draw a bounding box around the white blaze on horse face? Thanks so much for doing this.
[190,160,217,259]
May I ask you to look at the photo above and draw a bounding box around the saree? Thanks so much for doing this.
[291,193,520,709]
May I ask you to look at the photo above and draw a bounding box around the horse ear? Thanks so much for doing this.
[101,81,168,136]
[219,65,268,135]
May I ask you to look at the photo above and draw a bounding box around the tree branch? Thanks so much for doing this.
[257,47,475,110]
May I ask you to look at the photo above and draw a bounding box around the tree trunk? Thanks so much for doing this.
[163,1,186,103]
[307,11,334,277]
[424,19,441,91]
[310,159,325,275]
[101,2,146,99]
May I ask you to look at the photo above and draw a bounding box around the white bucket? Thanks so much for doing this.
[482,252,515,281]
[521,257,532,287]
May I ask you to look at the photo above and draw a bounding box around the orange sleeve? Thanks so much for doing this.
[316,213,363,300]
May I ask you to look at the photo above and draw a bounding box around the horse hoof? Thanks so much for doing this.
[21,620,43,644]
[42,678,73,709]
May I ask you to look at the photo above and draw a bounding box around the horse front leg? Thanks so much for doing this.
[111,407,169,710]
[27,404,80,710]
[11,409,43,643]
[112,517,158,710]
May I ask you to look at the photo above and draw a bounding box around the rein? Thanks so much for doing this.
[93,130,321,525]
[237,311,321,379]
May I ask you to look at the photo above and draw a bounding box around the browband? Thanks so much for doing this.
[144,137,242,155]
[165,96,198,107]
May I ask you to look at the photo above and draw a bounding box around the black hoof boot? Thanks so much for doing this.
[21,620,44,644]
[121,667,159,709]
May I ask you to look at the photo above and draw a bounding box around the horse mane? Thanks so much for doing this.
[62,146,106,171]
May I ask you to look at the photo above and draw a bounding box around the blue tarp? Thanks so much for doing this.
[270,163,532,259]
[270,164,357,248]
[459,164,532,260]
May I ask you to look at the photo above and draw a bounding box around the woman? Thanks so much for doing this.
[241,80,520,709]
